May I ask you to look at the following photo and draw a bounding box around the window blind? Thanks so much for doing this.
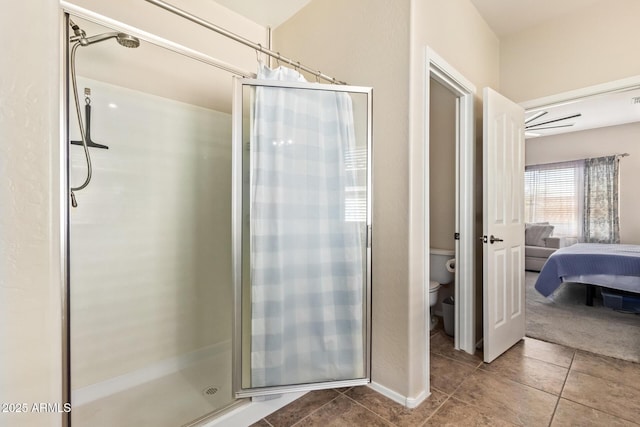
[525,160,584,238]
[345,146,368,222]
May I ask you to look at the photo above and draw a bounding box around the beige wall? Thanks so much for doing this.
[501,0,640,102]
[412,0,500,96]
[409,0,500,393]
[526,123,640,244]
[274,0,413,397]
[0,1,62,427]
[429,79,456,252]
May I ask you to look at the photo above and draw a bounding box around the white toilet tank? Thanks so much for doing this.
[430,248,455,285]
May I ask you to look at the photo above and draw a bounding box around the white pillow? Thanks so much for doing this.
[525,224,554,247]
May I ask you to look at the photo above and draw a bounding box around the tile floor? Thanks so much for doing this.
[251,328,640,426]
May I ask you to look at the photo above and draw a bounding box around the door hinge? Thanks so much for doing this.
[454,232,460,240]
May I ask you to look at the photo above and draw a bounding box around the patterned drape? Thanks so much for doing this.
[249,63,365,387]
[583,155,620,243]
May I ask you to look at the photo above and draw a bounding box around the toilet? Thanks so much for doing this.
[429,248,456,330]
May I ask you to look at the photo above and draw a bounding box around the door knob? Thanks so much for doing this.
[489,235,504,244]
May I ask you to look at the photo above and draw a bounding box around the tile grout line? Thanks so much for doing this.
[478,354,571,396]
[340,392,405,427]
[558,373,640,426]
[430,385,450,396]
[453,363,561,426]
[443,362,515,425]
[477,365,561,398]
[564,353,640,391]
[513,348,576,369]
[418,395,452,427]
[548,349,576,427]
[419,355,482,427]
[431,349,484,369]
[504,337,578,369]
[448,361,482,396]
[289,392,343,427]
[558,395,640,426]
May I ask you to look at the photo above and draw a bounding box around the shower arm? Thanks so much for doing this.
[69,41,93,207]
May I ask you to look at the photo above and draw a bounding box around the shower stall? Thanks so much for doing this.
[63,4,371,426]
[66,14,238,426]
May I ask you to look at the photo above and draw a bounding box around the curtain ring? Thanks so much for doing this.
[256,43,262,63]
[276,52,281,67]
[316,72,321,83]
[295,61,300,72]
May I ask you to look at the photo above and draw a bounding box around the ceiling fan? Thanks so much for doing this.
[524,111,582,137]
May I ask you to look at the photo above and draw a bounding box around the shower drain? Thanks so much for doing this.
[203,386,218,396]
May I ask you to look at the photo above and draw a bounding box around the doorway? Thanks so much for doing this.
[428,78,457,331]
[424,48,476,362]
[521,76,640,363]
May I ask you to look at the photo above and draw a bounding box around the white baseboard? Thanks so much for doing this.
[72,340,230,406]
[368,382,429,409]
[406,389,429,409]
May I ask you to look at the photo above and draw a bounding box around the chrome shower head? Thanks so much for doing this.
[81,32,140,49]
[116,33,140,49]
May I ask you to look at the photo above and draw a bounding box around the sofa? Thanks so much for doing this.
[524,223,578,272]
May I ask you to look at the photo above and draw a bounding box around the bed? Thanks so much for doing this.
[534,243,640,305]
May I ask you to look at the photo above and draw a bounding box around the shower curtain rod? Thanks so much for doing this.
[144,0,347,85]
[61,1,255,79]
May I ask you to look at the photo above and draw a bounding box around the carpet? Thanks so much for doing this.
[526,271,640,363]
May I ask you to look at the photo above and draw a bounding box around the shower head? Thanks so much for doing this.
[116,33,140,48]
[80,32,140,48]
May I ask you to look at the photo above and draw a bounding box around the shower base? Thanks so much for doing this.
[72,344,235,427]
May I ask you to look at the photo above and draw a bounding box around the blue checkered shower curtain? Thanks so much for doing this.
[249,63,365,387]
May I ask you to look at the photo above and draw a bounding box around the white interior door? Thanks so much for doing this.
[482,87,525,363]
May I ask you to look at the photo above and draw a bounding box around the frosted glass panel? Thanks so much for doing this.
[235,79,372,396]
[68,16,236,427]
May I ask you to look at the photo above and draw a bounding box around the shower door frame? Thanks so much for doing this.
[58,3,259,426]
[232,78,374,398]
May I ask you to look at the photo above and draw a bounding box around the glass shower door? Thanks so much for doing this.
[232,77,372,397]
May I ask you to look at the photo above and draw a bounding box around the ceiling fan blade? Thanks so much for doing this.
[525,124,575,131]
[524,111,547,124]
[526,113,581,129]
